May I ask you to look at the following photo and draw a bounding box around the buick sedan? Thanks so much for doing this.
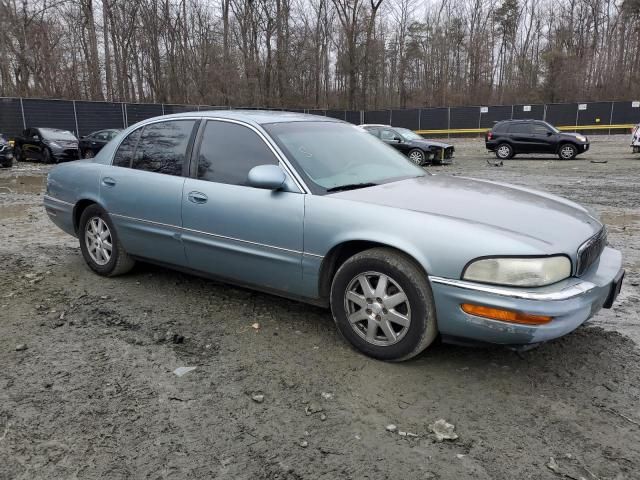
[44,111,624,361]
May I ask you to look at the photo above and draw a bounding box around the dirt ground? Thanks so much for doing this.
[1,135,639,480]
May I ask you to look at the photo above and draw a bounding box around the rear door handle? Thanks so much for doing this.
[102,177,116,187]
[188,191,208,204]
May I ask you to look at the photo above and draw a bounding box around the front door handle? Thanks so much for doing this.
[102,177,116,187]
[188,191,208,204]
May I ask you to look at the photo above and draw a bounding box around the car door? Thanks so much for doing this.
[91,131,110,154]
[23,129,43,161]
[530,123,556,153]
[99,119,198,267]
[181,119,305,293]
[507,123,534,153]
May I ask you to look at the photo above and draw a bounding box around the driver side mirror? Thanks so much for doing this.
[247,164,286,190]
[546,131,553,136]
[33,135,40,141]
[393,136,402,143]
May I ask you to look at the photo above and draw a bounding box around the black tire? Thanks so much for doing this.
[83,149,94,159]
[42,148,54,164]
[558,143,577,160]
[495,143,514,159]
[330,247,438,361]
[407,149,426,166]
[78,204,135,277]
[1,159,12,168]
[14,146,23,162]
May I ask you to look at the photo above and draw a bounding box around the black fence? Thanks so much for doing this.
[1,97,639,138]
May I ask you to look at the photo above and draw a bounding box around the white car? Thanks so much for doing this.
[631,123,640,153]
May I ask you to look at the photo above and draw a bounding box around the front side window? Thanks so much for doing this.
[379,129,400,141]
[264,121,425,194]
[531,123,551,135]
[197,120,278,186]
[395,128,423,141]
[131,120,196,176]
[112,128,141,167]
[94,131,109,141]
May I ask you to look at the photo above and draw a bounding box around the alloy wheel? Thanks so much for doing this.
[344,271,411,347]
[85,216,113,266]
[497,145,511,158]
[409,150,424,165]
[560,145,575,159]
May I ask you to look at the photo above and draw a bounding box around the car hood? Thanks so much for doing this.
[410,139,452,149]
[559,132,588,142]
[329,175,601,248]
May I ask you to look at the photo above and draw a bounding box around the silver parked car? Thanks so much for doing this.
[44,111,624,361]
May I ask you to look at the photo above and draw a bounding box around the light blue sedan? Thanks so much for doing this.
[44,111,624,361]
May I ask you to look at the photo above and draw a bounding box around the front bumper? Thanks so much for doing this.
[51,148,80,162]
[430,246,623,345]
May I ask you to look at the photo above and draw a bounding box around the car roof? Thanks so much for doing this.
[359,124,390,128]
[139,109,343,127]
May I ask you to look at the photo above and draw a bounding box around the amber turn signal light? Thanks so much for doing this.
[461,303,553,325]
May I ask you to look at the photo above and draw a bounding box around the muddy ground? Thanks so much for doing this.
[0,136,639,480]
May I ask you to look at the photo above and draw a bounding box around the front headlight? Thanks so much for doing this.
[576,135,587,142]
[463,256,571,287]
[47,141,62,149]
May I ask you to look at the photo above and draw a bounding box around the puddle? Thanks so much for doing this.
[601,212,640,228]
[0,176,45,194]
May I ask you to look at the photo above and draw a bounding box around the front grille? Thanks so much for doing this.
[576,227,607,276]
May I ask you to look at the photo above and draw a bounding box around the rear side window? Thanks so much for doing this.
[365,127,380,137]
[197,121,278,186]
[492,123,508,133]
[508,123,531,134]
[131,120,196,176]
[112,128,141,167]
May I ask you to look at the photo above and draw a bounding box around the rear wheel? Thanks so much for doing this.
[78,204,135,277]
[495,143,514,159]
[408,149,426,166]
[558,143,577,160]
[330,248,438,361]
[14,146,23,162]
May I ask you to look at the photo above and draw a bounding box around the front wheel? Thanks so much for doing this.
[330,248,438,361]
[558,143,577,160]
[79,204,135,277]
[14,146,23,162]
[408,149,426,166]
[42,148,54,164]
[495,143,514,159]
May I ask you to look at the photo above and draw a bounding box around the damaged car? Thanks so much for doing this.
[360,124,454,165]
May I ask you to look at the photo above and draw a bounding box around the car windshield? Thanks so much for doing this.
[264,122,425,193]
[40,128,77,141]
[395,128,423,141]
[542,122,560,133]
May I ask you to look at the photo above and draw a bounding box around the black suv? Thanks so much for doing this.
[485,120,589,160]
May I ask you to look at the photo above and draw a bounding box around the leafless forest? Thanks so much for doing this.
[1,0,640,110]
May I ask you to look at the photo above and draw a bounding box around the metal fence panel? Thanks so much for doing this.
[0,98,24,137]
[307,109,326,117]
[611,101,640,125]
[545,103,578,126]
[479,105,512,128]
[125,103,164,126]
[23,98,77,134]
[363,110,390,125]
[325,110,345,121]
[449,106,479,129]
[345,111,360,124]
[577,102,612,127]
[75,101,125,136]
[513,104,544,120]
[163,104,198,115]
[419,108,448,130]
[390,109,419,129]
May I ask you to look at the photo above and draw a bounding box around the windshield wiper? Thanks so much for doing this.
[326,182,378,193]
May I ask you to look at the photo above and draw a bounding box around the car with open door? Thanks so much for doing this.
[0,133,13,167]
[43,111,623,361]
[360,124,454,166]
[79,129,121,159]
